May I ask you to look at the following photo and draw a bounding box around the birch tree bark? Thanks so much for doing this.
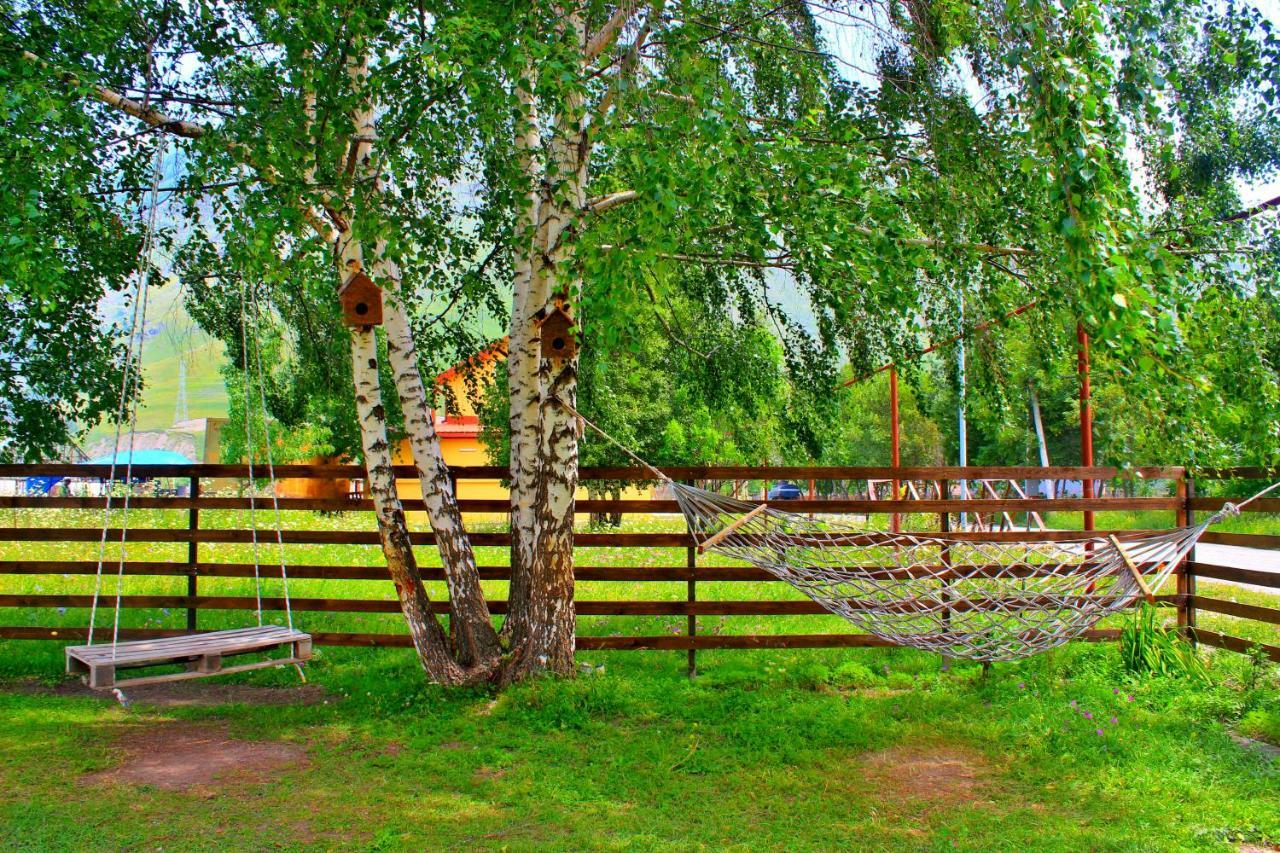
[376,249,502,666]
[337,53,478,683]
[503,7,603,674]
[503,73,549,648]
[348,321,466,683]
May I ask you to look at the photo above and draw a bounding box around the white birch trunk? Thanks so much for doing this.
[349,325,465,682]
[504,73,549,647]
[375,249,501,665]
[337,53,469,682]
[509,14,591,673]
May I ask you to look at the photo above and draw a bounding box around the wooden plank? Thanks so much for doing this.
[0,462,1185,482]
[1109,535,1155,604]
[1189,497,1280,514]
[4,626,1125,649]
[1188,596,1280,625]
[65,626,310,667]
[3,590,1180,618]
[1186,562,1280,589]
[697,503,769,553]
[1190,629,1280,662]
[0,559,1172,583]
[1200,532,1280,551]
[0,495,1187,514]
[97,657,308,690]
[0,526,1168,547]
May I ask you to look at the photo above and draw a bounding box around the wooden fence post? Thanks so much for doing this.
[1177,472,1197,642]
[684,478,697,678]
[187,475,199,631]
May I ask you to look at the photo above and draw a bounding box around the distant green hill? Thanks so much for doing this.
[85,284,229,444]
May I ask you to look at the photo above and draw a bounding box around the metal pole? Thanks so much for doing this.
[890,366,901,533]
[1078,323,1094,531]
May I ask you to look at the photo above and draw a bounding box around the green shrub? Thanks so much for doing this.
[1239,707,1280,745]
[832,662,877,688]
[1119,604,1210,683]
[793,662,833,689]
[885,672,915,689]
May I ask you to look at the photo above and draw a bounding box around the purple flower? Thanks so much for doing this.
[1109,716,1118,725]
[1112,687,1120,695]
[1083,711,1093,720]
[1018,682,1025,689]
[1095,729,1104,736]
[1127,695,1134,702]
[1070,700,1078,708]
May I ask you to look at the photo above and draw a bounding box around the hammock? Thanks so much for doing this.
[561,399,1273,662]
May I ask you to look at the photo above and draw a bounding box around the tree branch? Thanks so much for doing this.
[1223,192,1280,223]
[23,49,207,138]
[584,1,642,63]
[585,189,639,214]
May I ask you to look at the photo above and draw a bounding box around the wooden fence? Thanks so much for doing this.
[0,463,1276,670]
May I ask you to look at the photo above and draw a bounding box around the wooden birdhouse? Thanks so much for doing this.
[338,266,383,328]
[535,296,577,360]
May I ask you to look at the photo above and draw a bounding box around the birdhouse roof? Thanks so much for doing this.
[339,272,377,297]
[532,303,574,326]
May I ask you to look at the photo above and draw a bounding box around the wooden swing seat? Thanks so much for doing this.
[65,626,312,690]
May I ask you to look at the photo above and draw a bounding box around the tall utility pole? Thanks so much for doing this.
[1029,383,1050,498]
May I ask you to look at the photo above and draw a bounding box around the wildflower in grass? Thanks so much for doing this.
[1018,682,1025,689]
[1109,716,1118,725]
[1113,688,1119,695]
[1069,700,1077,707]
[1095,729,1104,736]
[1083,711,1093,720]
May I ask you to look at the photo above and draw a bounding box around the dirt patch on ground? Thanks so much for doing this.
[85,721,307,792]
[858,744,994,809]
[4,678,329,707]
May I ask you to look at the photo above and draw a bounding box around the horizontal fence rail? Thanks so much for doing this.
[0,463,1275,666]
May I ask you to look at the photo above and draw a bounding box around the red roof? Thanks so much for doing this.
[433,337,509,386]
[435,414,480,439]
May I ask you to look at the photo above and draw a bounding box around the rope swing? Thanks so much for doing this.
[67,151,310,690]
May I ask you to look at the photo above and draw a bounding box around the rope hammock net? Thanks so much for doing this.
[561,399,1273,663]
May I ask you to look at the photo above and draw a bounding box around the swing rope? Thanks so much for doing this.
[240,277,265,626]
[88,139,166,652]
[247,281,293,630]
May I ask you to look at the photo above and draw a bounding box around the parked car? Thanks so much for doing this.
[767,481,804,500]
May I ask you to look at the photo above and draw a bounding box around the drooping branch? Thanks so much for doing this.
[22,49,207,138]
[585,1,643,62]
[20,47,345,239]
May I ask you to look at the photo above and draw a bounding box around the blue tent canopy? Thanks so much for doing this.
[84,450,193,467]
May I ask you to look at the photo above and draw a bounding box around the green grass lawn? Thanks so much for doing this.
[1,508,1278,850]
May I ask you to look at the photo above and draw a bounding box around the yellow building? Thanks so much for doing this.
[393,337,653,518]
[394,339,510,510]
